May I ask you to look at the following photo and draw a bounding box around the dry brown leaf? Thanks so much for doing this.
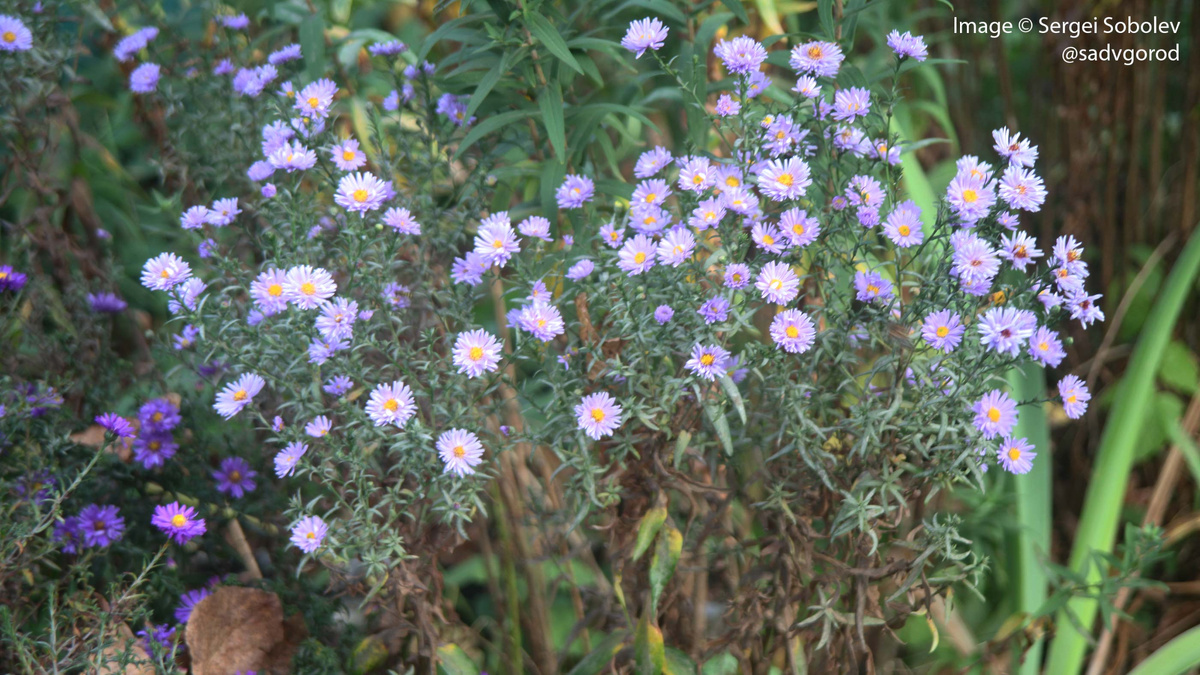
[96,623,154,675]
[185,586,305,675]
[70,424,108,448]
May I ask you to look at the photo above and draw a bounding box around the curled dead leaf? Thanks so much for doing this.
[185,586,306,675]
[96,623,154,675]
[70,424,108,448]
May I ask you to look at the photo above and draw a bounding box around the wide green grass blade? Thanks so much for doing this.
[1045,228,1200,675]
[1008,362,1051,675]
[1126,624,1200,675]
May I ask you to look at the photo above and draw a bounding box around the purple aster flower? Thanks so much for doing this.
[365,380,417,428]
[269,43,302,64]
[274,442,307,477]
[382,89,400,110]
[756,261,800,305]
[883,201,924,247]
[621,17,668,58]
[436,428,486,476]
[854,270,894,303]
[291,516,328,553]
[685,343,731,380]
[632,179,670,207]
[54,517,85,553]
[175,588,211,623]
[635,146,674,178]
[152,502,207,545]
[141,253,191,291]
[762,117,800,155]
[382,282,411,308]
[599,221,624,247]
[832,87,870,121]
[756,157,812,202]
[167,277,207,314]
[998,165,1047,212]
[197,238,217,258]
[715,94,741,116]
[886,30,927,61]
[324,375,354,396]
[139,398,180,433]
[677,156,715,192]
[451,251,489,286]
[574,392,623,440]
[870,138,902,165]
[751,222,784,253]
[780,208,820,247]
[845,175,885,214]
[714,165,744,192]
[1068,292,1105,327]
[724,263,750,289]
[336,172,388,215]
[77,504,125,548]
[997,436,1036,474]
[283,265,336,309]
[173,324,200,350]
[690,198,726,231]
[212,59,233,75]
[213,373,266,419]
[330,138,366,171]
[1058,375,1091,419]
[770,309,816,353]
[1028,327,1066,367]
[921,310,965,352]
[714,36,768,74]
[656,228,695,267]
[654,305,674,324]
[315,297,358,341]
[137,624,175,655]
[247,161,274,182]
[475,214,520,267]
[212,457,257,498]
[304,415,332,438]
[206,198,240,226]
[112,26,156,61]
[617,234,657,275]
[250,268,288,316]
[296,78,337,118]
[697,296,730,324]
[951,231,1001,287]
[998,211,1020,230]
[517,301,565,341]
[557,174,595,209]
[87,291,127,313]
[268,141,317,172]
[978,306,1037,357]
[96,412,136,439]
[999,231,1043,271]
[744,70,771,98]
[993,127,1039,168]
[792,75,820,98]
[972,390,1018,440]
[435,93,474,126]
[307,336,349,364]
[219,13,249,29]
[789,41,843,77]
[453,329,502,378]
[133,432,177,469]
[566,259,595,280]
[519,216,552,241]
[260,183,277,198]
[946,172,996,223]
[369,40,407,56]
[180,205,208,230]
[628,204,671,234]
[129,63,161,93]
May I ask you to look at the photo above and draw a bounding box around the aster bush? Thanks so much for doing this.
[1,0,1145,672]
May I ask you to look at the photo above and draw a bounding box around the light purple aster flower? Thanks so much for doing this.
[750,222,784,254]
[1028,326,1066,367]
[380,206,421,235]
[518,301,565,341]
[203,197,240,227]
[997,436,1035,474]
[451,251,489,286]
[854,270,894,303]
[212,457,257,498]
[453,329,502,378]
[212,59,234,75]
[997,211,1020,230]
[973,390,1018,440]
[382,282,411,308]
[883,201,924,247]
[519,216,552,241]
[365,380,417,427]
[475,214,520,267]
[435,93,473,126]
[247,160,274,182]
[129,63,161,93]
[635,146,674,178]
[296,78,337,118]
[617,234,657,275]
[870,138,902,165]
[946,172,996,223]
[382,89,400,110]
[978,306,1037,357]
[685,343,731,380]
[792,75,820,98]
[951,231,1001,287]
[1067,292,1105,327]
[304,415,332,438]
[632,179,670,207]
[173,324,200,350]
[780,208,820,247]
[999,231,1043,271]
[845,175,885,214]
[197,238,217,258]
[697,296,730,324]
[315,297,358,341]
[96,412,136,439]
[369,40,407,56]
[575,393,623,440]
[307,336,348,364]
[329,138,366,171]
[249,268,288,316]
[141,253,191,291]
[628,204,670,234]
[77,504,125,548]
[715,94,741,117]
[744,70,771,98]
[756,261,799,305]
[112,26,157,61]
[437,428,486,476]
[137,624,175,655]
[274,442,307,477]
[152,502,207,544]
[1058,375,1091,419]
[598,221,624,247]
[714,36,767,74]
[832,87,870,121]
[789,41,843,77]
[324,375,354,396]
[181,205,209,230]
[175,588,211,623]
[88,291,127,313]
[566,259,595,280]
[335,172,388,215]
[269,43,302,64]
[756,157,811,202]
[621,17,668,58]
[654,305,674,324]
[219,13,249,29]
[770,309,816,353]
[677,156,715,192]
[133,432,177,469]
[283,265,336,309]
[213,373,266,419]
[168,277,207,314]
[723,263,750,289]
[690,198,726,231]
[993,127,1039,167]
[1052,235,1088,276]
[139,398,180,433]
[556,174,594,209]
[656,228,695,267]
[998,165,1047,212]
[290,515,328,553]
[921,310,965,352]
[886,30,927,61]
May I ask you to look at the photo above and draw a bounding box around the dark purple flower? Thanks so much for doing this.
[95,413,136,439]
[152,502,206,544]
[77,504,125,548]
[212,457,257,498]
[175,588,211,623]
[87,292,127,313]
[138,398,180,433]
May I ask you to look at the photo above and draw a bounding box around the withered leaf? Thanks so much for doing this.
[185,586,306,675]
[96,623,154,675]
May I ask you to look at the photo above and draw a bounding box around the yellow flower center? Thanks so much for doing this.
[898,225,910,236]
[233,389,248,402]
[700,354,715,366]
[1068,250,1080,262]
[307,96,319,108]
[1068,394,1077,403]
[866,284,879,294]
[961,189,978,203]
[352,189,368,202]
[469,346,484,361]
[591,408,605,422]
[936,326,949,338]
[731,274,741,283]
[536,319,546,328]
[171,514,187,527]
[1008,447,1021,461]
[306,531,316,539]
[693,174,705,185]
[229,471,241,482]
[770,279,782,290]
[644,193,657,203]
[726,177,739,187]
[633,252,646,264]
[149,440,162,451]
[2,32,15,43]
[160,269,171,278]
[705,211,716,220]
[268,283,283,296]
[609,231,619,241]
[792,224,805,235]
[384,398,399,411]
[777,173,794,187]
[762,234,774,246]
[987,407,1000,423]
[0,271,6,279]
[785,326,799,338]
[453,445,466,458]
[153,412,164,422]
[807,46,822,59]
[1039,342,1049,352]
[300,282,316,296]
[1014,246,1027,258]
[342,150,355,161]
[775,131,786,140]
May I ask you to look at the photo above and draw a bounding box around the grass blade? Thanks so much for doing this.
[1045,228,1200,675]
[1126,624,1200,675]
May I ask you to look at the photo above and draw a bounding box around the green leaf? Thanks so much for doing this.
[300,14,327,82]
[1127,624,1200,675]
[566,632,626,675]
[525,11,584,74]
[696,13,734,53]
[717,375,746,425]
[453,109,539,159]
[634,613,666,674]
[1046,227,1200,675]
[1159,340,1199,394]
[673,430,691,468]
[419,15,487,59]
[465,52,511,120]
[331,0,353,24]
[663,647,698,675]
[436,643,478,675]
[649,525,683,616]
[538,84,566,159]
[1167,420,1200,490]
[818,0,835,39]
[718,0,749,24]
[703,401,734,456]
[633,506,668,561]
